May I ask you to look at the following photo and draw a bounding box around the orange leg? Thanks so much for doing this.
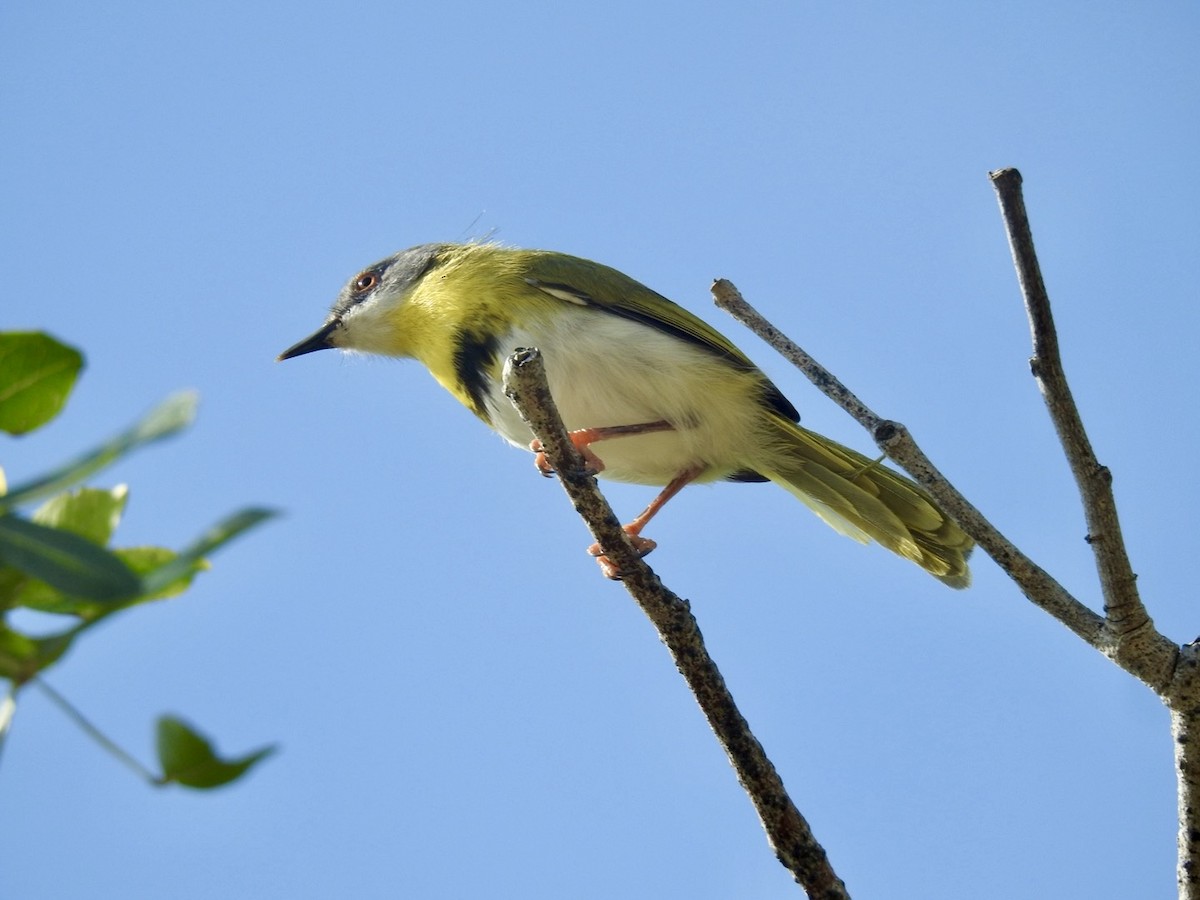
[589,465,704,579]
[530,420,674,477]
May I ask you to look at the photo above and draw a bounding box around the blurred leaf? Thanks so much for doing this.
[139,507,277,597]
[0,564,28,610]
[10,508,273,617]
[33,485,129,546]
[0,333,83,435]
[0,391,198,512]
[156,716,276,789]
[5,574,71,614]
[0,626,37,680]
[119,546,207,601]
[6,487,131,614]
[0,622,77,682]
[0,514,140,602]
[21,546,207,618]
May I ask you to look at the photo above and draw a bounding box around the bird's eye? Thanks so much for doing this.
[354,271,379,292]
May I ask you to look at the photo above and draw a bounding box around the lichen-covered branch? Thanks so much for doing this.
[503,348,849,899]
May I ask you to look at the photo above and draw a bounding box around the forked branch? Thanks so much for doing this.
[713,169,1192,895]
[711,209,1178,692]
[989,168,1175,674]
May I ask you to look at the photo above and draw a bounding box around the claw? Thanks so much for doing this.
[595,555,624,580]
[530,439,556,478]
[528,433,603,477]
[588,532,658,580]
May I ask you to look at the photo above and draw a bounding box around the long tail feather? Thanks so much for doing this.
[755,418,973,588]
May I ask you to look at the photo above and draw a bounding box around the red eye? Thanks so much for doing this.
[354,271,379,292]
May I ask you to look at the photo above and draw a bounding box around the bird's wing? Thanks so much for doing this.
[522,250,799,422]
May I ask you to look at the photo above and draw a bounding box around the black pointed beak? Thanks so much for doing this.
[277,319,340,361]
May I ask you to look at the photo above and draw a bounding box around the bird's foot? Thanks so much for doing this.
[529,430,606,478]
[587,532,657,580]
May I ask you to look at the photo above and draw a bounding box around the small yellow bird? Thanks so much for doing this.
[279,242,972,587]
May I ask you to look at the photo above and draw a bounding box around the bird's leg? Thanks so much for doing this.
[530,420,674,477]
[589,465,704,579]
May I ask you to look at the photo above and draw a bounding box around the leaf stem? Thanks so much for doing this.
[34,677,161,785]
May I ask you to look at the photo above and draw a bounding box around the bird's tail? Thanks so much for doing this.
[754,417,973,588]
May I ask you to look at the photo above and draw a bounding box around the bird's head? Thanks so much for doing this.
[277,243,448,361]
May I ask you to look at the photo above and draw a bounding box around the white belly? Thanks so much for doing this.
[480,312,770,486]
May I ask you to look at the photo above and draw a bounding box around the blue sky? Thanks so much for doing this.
[2,2,1196,897]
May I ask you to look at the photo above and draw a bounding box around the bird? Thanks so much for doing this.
[278,242,972,587]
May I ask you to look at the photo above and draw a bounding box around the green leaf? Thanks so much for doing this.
[0,391,198,512]
[5,487,131,614]
[59,546,208,616]
[11,546,201,617]
[0,622,78,682]
[4,574,71,614]
[119,546,206,601]
[10,508,273,617]
[0,625,39,680]
[0,332,84,435]
[0,563,29,610]
[139,507,277,597]
[32,485,129,546]
[0,514,140,602]
[156,716,276,789]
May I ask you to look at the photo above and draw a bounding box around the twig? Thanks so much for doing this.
[503,348,849,899]
[989,168,1175,671]
[711,280,1118,667]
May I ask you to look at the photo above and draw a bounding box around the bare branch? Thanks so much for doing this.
[503,348,849,899]
[989,167,1198,897]
[711,282,1118,658]
[711,285,885,436]
[989,168,1173,662]
[717,172,1194,890]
